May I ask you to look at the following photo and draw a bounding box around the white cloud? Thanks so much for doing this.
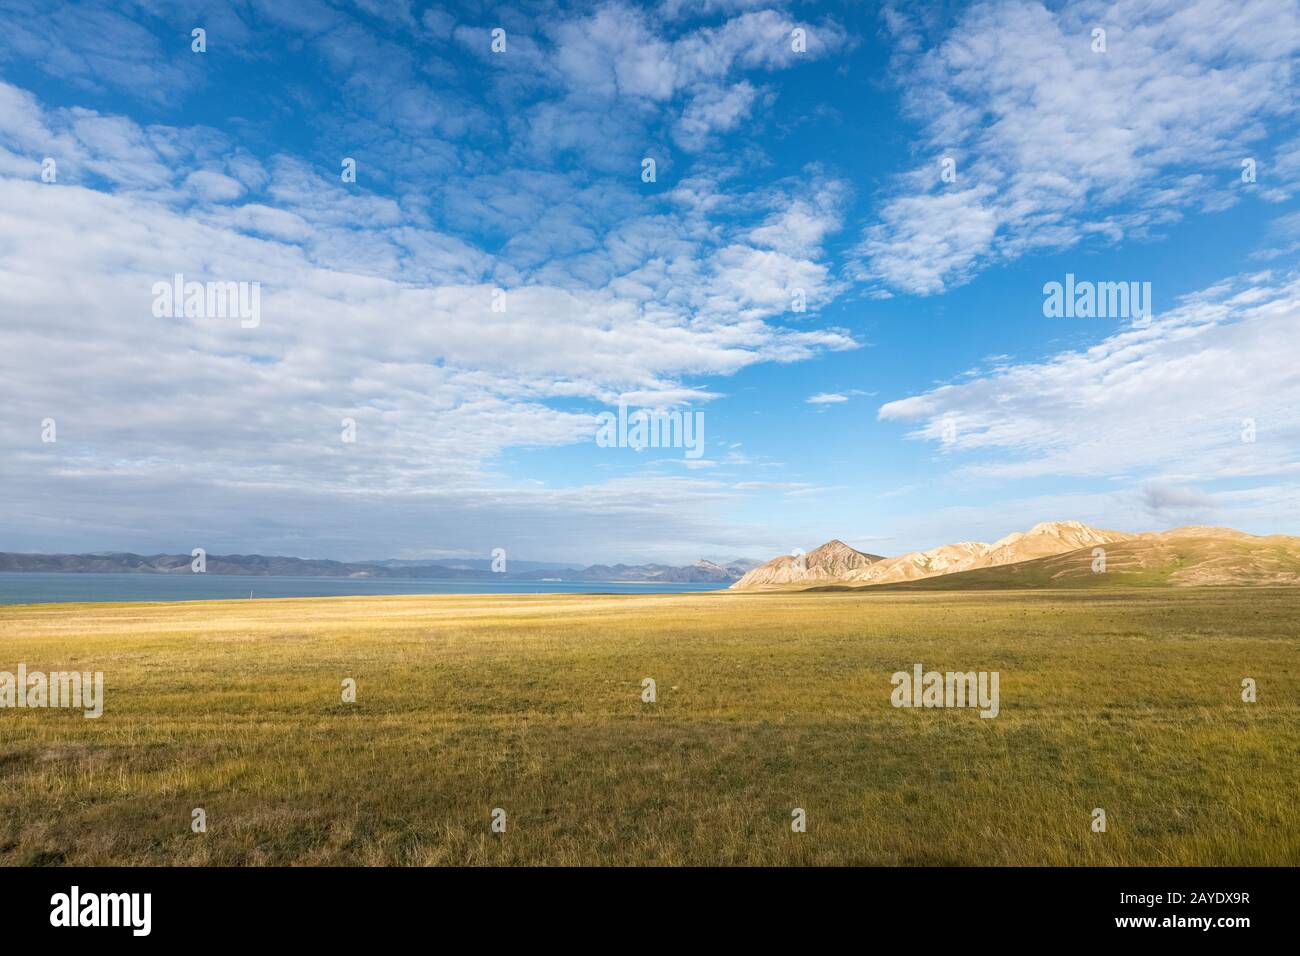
[185,170,246,203]
[0,3,863,561]
[747,176,849,257]
[860,0,1300,294]
[0,82,854,559]
[879,270,1300,491]
[675,81,762,150]
[0,2,209,105]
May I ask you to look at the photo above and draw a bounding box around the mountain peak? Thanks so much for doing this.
[734,520,1134,590]
[730,538,883,589]
[1026,519,1096,535]
[731,520,1300,591]
[990,520,1118,553]
[807,538,859,558]
[804,539,880,568]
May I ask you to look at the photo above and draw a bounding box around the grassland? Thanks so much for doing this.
[0,587,1297,866]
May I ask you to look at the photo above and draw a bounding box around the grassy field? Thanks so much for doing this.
[0,587,1297,866]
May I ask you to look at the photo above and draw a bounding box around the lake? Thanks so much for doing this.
[0,573,728,605]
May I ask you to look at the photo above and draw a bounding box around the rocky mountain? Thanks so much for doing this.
[730,539,885,588]
[842,520,1132,586]
[729,521,1297,590]
[849,527,1300,590]
[0,552,758,584]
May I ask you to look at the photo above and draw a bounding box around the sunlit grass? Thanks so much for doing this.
[1,588,1296,865]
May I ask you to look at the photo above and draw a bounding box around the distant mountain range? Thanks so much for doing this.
[731,521,1300,590]
[0,552,761,584]
[13,521,1297,590]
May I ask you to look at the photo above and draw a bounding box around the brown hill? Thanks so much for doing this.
[730,521,1127,591]
[730,539,884,589]
[850,529,1300,590]
[730,521,1300,591]
[846,520,1132,586]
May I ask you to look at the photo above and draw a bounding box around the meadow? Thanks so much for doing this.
[0,587,1296,866]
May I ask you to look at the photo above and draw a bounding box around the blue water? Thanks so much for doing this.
[0,573,727,605]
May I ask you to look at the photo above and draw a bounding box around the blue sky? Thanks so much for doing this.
[0,0,1298,563]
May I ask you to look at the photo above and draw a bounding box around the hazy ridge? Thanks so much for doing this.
[0,551,760,584]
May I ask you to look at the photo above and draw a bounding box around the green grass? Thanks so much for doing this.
[1,587,1297,865]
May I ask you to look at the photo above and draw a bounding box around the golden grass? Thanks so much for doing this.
[0,587,1296,865]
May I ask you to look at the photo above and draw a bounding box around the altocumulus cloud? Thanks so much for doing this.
[858,0,1300,294]
[878,271,1300,496]
[0,4,855,562]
